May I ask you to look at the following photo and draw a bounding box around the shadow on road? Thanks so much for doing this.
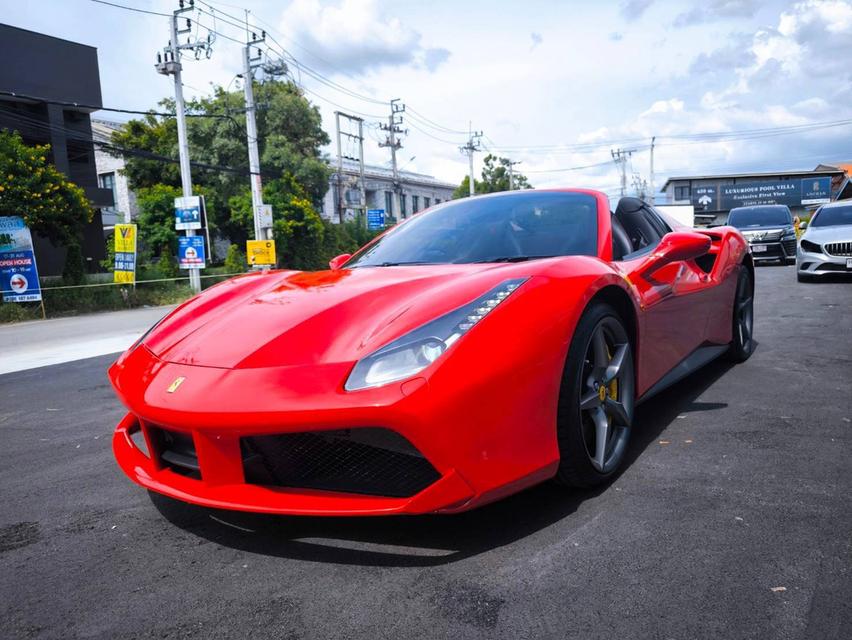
[151,358,736,567]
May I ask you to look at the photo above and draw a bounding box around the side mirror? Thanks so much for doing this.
[798,221,808,230]
[641,231,711,276]
[328,253,352,271]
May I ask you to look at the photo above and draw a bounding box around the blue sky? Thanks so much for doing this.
[2,0,851,196]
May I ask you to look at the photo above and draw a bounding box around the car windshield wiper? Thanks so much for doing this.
[371,261,437,267]
[471,255,558,263]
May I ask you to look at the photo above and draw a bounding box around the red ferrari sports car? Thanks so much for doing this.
[110,189,753,516]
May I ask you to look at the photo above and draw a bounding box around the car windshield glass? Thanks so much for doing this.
[727,206,791,227]
[346,192,599,267]
[811,205,852,227]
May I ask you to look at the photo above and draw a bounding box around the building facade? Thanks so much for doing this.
[323,159,456,223]
[0,24,112,275]
[92,119,138,228]
[661,166,850,226]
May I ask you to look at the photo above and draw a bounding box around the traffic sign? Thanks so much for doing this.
[178,236,206,269]
[174,196,202,230]
[367,208,385,230]
[246,239,276,266]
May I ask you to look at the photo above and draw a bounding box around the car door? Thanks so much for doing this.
[611,204,713,395]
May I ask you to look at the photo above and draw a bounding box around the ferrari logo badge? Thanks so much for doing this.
[166,377,186,393]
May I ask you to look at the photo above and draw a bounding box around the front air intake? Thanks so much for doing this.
[241,428,440,498]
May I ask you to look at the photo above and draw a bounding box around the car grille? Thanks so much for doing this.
[241,428,441,498]
[814,263,852,272]
[148,426,201,479]
[825,241,852,257]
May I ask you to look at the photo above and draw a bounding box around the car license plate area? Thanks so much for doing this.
[752,244,767,253]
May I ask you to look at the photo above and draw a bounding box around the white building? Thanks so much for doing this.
[92,119,138,229]
[323,159,456,223]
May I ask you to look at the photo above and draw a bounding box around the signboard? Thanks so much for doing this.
[246,239,276,266]
[720,182,799,209]
[367,208,385,230]
[174,195,202,230]
[255,204,273,229]
[801,177,831,205]
[113,223,137,284]
[0,216,42,303]
[691,185,719,211]
[178,236,206,269]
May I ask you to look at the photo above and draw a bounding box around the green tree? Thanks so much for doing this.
[453,154,532,198]
[0,130,92,247]
[110,80,331,244]
[135,184,182,260]
[224,243,247,273]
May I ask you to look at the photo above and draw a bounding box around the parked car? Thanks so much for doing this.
[109,191,754,516]
[796,201,852,282]
[727,204,797,264]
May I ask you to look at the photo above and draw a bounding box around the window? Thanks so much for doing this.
[99,172,117,198]
[424,197,431,208]
[400,194,407,218]
[435,198,441,205]
[385,191,393,217]
[346,191,600,267]
[674,185,691,201]
[412,195,420,213]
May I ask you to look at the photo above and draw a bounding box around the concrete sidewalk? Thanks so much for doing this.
[0,305,176,375]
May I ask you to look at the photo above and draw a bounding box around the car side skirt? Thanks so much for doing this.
[637,343,729,404]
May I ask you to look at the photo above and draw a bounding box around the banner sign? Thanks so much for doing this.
[720,182,799,209]
[246,239,276,266]
[692,177,834,210]
[367,208,385,230]
[174,195,202,230]
[113,223,137,284]
[801,177,831,205]
[0,216,42,303]
[178,236,206,269]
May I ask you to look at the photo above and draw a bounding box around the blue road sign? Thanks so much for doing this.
[178,236,206,269]
[367,208,385,230]
[174,196,202,230]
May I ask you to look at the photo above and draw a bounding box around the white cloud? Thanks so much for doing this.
[279,0,450,74]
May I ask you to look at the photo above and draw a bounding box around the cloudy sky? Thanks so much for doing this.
[3,0,852,199]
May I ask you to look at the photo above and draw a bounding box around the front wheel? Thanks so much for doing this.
[555,303,635,488]
[727,266,754,362]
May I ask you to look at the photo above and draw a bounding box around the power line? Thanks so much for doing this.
[89,0,170,17]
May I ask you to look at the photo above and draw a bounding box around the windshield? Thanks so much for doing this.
[727,206,792,228]
[811,204,852,228]
[346,191,599,267]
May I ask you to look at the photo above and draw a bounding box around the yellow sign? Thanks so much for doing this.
[113,223,137,284]
[246,239,276,266]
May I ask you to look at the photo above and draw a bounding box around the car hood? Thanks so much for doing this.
[143,263,548,370]
[803,225,852,243]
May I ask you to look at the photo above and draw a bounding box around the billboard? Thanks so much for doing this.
[691,177,834,210]
[801,177,831,205]
[0,216,42,303]
[113,223,137,284]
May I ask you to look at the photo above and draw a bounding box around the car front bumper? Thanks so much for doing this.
[796,248,852,276]
[109,340,562,516]
[749,238,797,262]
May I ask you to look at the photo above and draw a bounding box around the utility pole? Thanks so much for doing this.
[243,30,271,241]
[611,148,634,198]
[155,0,213,293]
[507,160,522,191]
[649,136,656,205]
[379,99,406,219]
[460,125,483,197]
[335,111,366,225]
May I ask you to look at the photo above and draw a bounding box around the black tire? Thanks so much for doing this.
[727,266,754,362]
[555,303,635,488]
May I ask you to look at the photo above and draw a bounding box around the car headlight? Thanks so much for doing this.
[344,278,528,391]
[800,239,822,254]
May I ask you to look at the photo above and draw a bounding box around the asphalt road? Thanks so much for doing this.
[1,265,850,640]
